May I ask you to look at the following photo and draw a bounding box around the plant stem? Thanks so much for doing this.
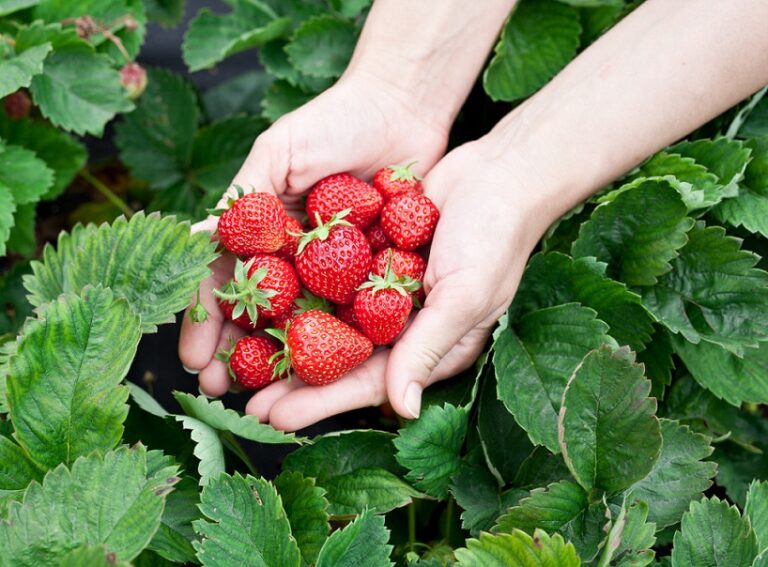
[220,432,258,477]
[444,497,454,544]
[408,501,416,554]
[79,170,133,218]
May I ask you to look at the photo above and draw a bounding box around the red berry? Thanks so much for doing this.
[353,271,416,345]
[286,310,373,385]
[373,162,423,201]
[271,289,331,330]
[381,193,439,251]
[218,191,287,256]
[295,212,372,305]
[226,336,283,390]
[218,297,268,330]
[3,91,31,119]
[120,62,148,99]
[307,173,383,231]
[335,302,362,331]
[365,223,392,253]
[372,248,427,303]
[274,216,304,261]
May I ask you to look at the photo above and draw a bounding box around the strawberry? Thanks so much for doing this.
[295,210,372,304]
[268,310,373,385]
[306,173,383,230]
[373,162,423,201]
[353,267,420,345]
[275,216,304,261]
[214,255,300,327]
[334,302,362,331]
[217,336,283,390]
[372,248,427,304]
[217,297,269,330]
[216,188,287,256]
[381,192,439,251]
[271,289,331,330]
[365,222,392,253]
[3,90,31,119]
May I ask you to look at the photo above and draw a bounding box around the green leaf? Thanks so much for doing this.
[610,499,657,567]
[0,187,15,257]
[24,212,218,333]
[284,430,421,517]
[203,70,273,121]
[7,287,141,469]
[0,143,54,205]
[0,445,179,565]
[147,476,200,564]
[579,3,624,45]
[573,178,695,286]
[329,0,371,18]
[671,497,758,567]
[193,473,301,567]
[713,442,768,509]
[274,471,330,565]
[285,14,358,79]
[455,529,581,567]
[0,0,39,17]
[674,339,768,405]
[58,544,132,567]
[189,115,268,194]
[494,480,587,536]
[559,345,661,494]
[143,0,184,27]
[746,481,768,553]
[450,458,525,536]
[638,326,675,399]
[631,419,716,530]
[127,381,170,419]
[174,392,303,445]
[741,99,768,138]
[115,68,199,190]
[183,3,291,71]
[512,252,654,350]
[670,137,752,197]
[0,43,51,99]
[6,203,34,257]
[483,0,581,102]
[640,222,768,355]
[259,40,332,93]
[30,45,133,136]
[393,403,468,499]
[174,415,223,487]
[0,436,42,509]
[495,303,616,452]
[260,79,314,122]
[316,509,393,567]
[0,111,87,200]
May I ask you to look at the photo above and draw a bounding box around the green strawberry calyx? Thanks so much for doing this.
[296,208,353,255]
[206,184,248,216]
[358,252,421,297]
[214,336,238,381]
[388,161,422,182]
[188,290,209,324]
[213,257,277,325]
[265,326,292,380]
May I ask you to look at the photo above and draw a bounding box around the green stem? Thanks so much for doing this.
[220,432,258,477]
[408,501,417,554]
[79,170,133,218]
[444,497,454,544]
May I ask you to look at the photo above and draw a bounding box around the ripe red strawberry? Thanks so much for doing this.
[4,90,31,119]
[307,173,383,230]
[353,269,419,345]
[295,211,372,304]
[373,162,423,201]
[214,255,300,326]
[381,192,439,250]
[268,310,373,385]
[365,222,392,253]
[275,216,303,261]
[218,297,266,330]
[217,336,283,390]
[271,289,331,330]
[372,248,427,303]
[216,189,287,255]
[334,302,362,331]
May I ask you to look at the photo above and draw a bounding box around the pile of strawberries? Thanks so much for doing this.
[206,164,439,390]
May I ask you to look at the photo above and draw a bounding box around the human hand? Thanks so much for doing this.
[178,74,450,397]
[241,140,555,430]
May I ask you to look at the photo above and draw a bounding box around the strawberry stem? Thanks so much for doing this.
[296,208,353,255]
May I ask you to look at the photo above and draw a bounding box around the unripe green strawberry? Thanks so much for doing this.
[217,336,283,390]
[372,162,423,201]
[216,189,287,255]
[307,173,383,230]
[381,193,439,250]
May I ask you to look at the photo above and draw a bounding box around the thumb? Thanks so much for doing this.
[386,282,477,419]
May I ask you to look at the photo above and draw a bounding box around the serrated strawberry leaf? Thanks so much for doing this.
[745,480,768,554]
[24,212,218,333]
[455,529,581,567]
[203,70,273,121]
[274,471,330,566]
[483,0,581,102]
[0,0,39,17]
[183,2,291,72]
[174,415,224,487]
[670,137,752,198]
[639,222,768,355]
[494,303,617,452]
[0,446,179,565]
[6,203,35,257]
[0,187,16,257]
[146,476,199,565]
[193,473,301,567]
[7,287,141,469]
[315,510,393,567]
[0,435,43,513]
[115,68,199,190]
[0,43,51,99]
[143,0,185,27]
[559,345,661,495]
[259,40,333,93]
[285,14,358,79]
[58,545,132,567]
[260,79,314,122]
[0,143,54,205]
[493,480,588,536]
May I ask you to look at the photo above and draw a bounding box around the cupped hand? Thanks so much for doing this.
[243,140,554,430]
[178,74,449,397]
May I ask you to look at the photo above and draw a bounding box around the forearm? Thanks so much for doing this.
[344,0,517,132]
[483,0,768,233]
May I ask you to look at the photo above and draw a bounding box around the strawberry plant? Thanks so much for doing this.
[2,0,768,566]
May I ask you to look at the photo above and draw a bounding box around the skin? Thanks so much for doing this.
[180,0,768,431]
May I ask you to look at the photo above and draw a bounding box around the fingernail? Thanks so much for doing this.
[198,387,215,399]
[404,382,422,419]
[183,365,200,375]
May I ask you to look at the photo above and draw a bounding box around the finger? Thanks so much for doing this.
[198,320,246,397]
[386,281,480,419]
[178,255,235,370]
[267,350,390,431]
[428,327,491,383]
[245,378,307,423]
